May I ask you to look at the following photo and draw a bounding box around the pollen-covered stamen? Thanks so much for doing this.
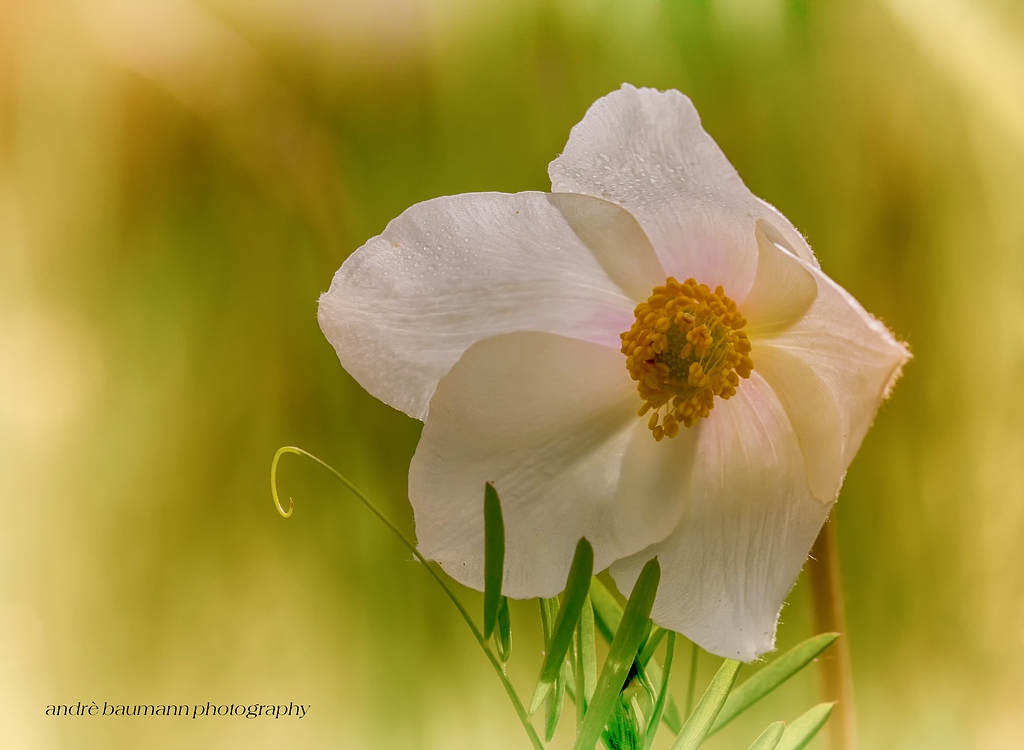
[620,277,753,440]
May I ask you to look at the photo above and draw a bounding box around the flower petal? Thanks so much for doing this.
[547,192,666,303]
[753,267,910,501]
[741,219,818,335]
[549,85,817,297]
[609,374,831,662]
[318,191,649,420]
[409,331,653,599]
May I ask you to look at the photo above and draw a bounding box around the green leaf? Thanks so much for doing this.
[633,658,657,715]
[747,721,786,750]
[545,659,569,742]
[643,631,675,750]
[604,692,644,750]
[540,597,558,645]
[710,632,839,735]
[639,626,667,667]
[590,576,623,643]
[670,658,741,750]
[530,538,594,713]
[685,641,699,719]
[777,703,835,750]
[578,594,597,709]
[482,483,505,639]
[540,597,568,740]
[494,595,512,662]
[590,577,681,733]
[572,558,661,750]
[646,657,682,733]
[540,598,567,738]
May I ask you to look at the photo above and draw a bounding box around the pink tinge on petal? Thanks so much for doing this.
[549,85,818,300]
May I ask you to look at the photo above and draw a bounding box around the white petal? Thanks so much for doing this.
[547,192,666,303]
[741,219,818,335]
[753,267,910,501]
[610,374,831,661]
[549,85,817,297]
[410,331,656,599]
[611,409,701,555]
[318,191,651,420]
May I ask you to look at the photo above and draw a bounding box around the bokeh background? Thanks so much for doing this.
[2,0,1023,747]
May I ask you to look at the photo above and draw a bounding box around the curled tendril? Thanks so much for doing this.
[266,444,543,750]
[270,446,298,517]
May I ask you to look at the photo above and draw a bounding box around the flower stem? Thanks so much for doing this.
[808,514,858,750]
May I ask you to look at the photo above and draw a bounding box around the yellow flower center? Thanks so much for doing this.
[620,277,753,441]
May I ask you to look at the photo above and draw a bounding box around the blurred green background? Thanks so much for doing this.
[2,0,1023,747]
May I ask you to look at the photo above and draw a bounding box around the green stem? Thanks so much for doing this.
[272,446,544,750]
[685,640,699,719]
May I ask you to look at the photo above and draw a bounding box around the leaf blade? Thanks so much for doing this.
[643,631,676,750]
[590,577,681,733]
[540,597,568,741]
[639,626,667,667]
[495,595,512,662]
[530,538,594,713]
[482,483,505,639]
[589,576,623,643]
[670,658,742,750]
[710,632,839,735]
[777,703,835,750]
[747,721,786,750]
[579,594,597,707]
[572,557,661,750]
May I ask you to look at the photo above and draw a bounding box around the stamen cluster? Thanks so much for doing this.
[621,277,753,440]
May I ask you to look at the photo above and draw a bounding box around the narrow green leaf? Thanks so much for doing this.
[579,595,597,707]
[639,626,667,667]
[685,641,699,719]
[603,694,639,750]
[590,577,681,733]
[643,631,675,750]
[710,632,839,735]
[572,558,661,750]
[646,657,682,734]
[670,659,741,750]
[545,659,569,742]
[574,630,585,730]
[530,538,594,713]
[540,597,568,740]
[777,703,835,750]
[540,598,557,642]
[494,595,512,662]
[590,576,623,643]
[747,721,785,750]
[482,483,505,639]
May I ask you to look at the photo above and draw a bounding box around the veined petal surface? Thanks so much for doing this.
[549,84,817,299]
[318,191,656,420]
[410,332,671,599]
[609,374,832,661]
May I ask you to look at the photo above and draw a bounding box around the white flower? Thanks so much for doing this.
[318,85,909,661]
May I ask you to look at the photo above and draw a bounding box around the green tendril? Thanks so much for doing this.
[270,447,295,517]
[270,446,544,750]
